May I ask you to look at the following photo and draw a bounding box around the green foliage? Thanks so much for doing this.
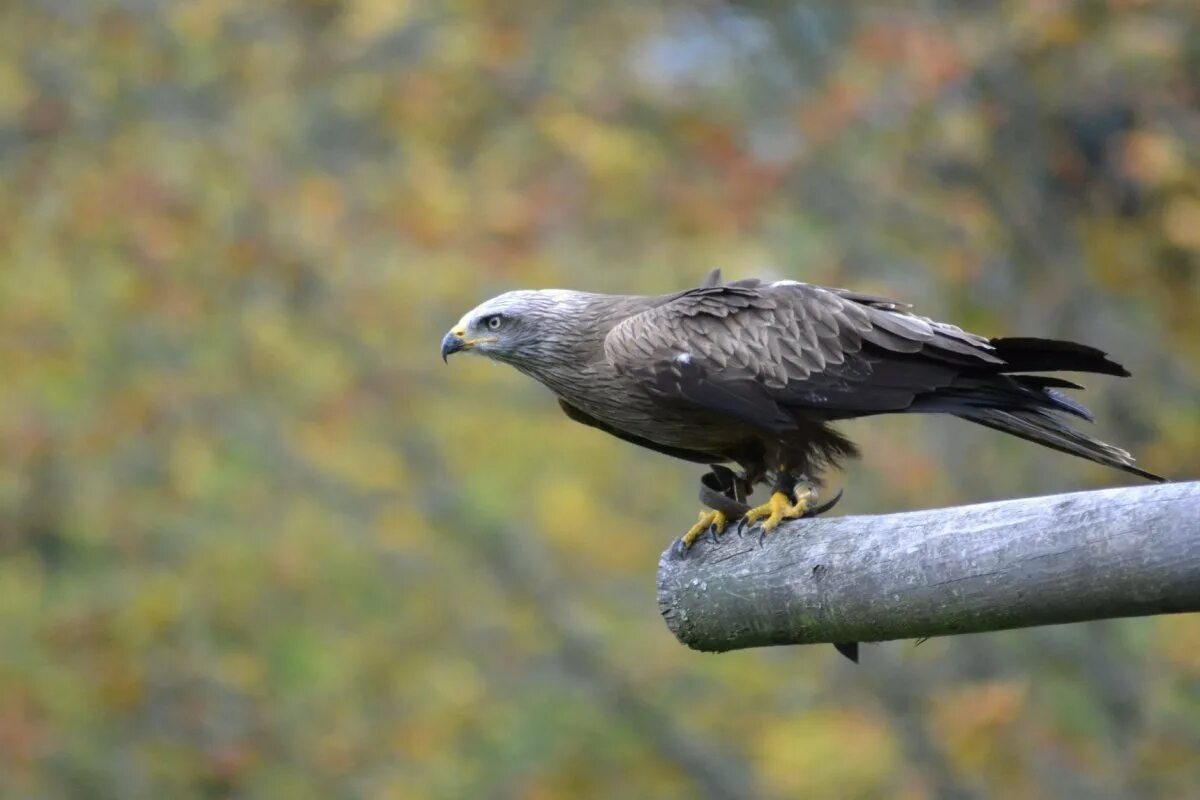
[0,1,1197,797]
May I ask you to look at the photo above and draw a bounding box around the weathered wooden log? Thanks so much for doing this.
[658,481,1200,653]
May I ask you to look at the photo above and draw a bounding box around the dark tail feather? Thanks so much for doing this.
[913,374,1095,422]
[956,408,1164,482]
[990,337,1130,377]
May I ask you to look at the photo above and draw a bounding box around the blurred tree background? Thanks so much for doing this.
[1,1,1198,797]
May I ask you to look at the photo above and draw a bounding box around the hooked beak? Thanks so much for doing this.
[441,327,497,362]
[441,328,467,362]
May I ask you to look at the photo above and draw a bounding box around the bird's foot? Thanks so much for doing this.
[679,509,728,551]
[738,484,818,537]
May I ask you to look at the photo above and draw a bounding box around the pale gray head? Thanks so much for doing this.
[440,289,592,369]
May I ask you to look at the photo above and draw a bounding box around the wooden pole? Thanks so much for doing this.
[657,482,1200,653]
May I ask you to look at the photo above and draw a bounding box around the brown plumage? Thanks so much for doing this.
[442,271,1162,498]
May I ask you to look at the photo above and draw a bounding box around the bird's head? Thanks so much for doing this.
[441,289,587,367]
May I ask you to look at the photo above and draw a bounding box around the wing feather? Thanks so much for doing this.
[604,280,1015,430]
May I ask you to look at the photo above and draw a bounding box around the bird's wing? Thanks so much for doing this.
[603,280,1005,431]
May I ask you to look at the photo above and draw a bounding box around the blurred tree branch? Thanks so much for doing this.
[658,482,1200,653]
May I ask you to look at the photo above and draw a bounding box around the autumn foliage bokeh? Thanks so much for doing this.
[1,2,1198,798]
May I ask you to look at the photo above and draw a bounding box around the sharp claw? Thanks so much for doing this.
[680,510,728,553]
[807,489,843,517]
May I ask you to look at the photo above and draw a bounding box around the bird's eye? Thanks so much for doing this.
[486,315,503,331]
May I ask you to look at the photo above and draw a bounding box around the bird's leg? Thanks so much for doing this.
[790,479,817,517]
[739,491,794,535]
[680,509,728,550]
[739,473,820,537]
[677,466,748,552]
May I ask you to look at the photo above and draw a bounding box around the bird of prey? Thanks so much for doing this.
[442,270,1162,552]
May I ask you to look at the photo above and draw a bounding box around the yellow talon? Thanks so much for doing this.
[742,491,792,533]
[681,509,728,549]
[743,486,816,535]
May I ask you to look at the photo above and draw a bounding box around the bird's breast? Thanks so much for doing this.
[548,372,748,453]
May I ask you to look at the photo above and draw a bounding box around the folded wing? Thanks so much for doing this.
[604,279,1005,428]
